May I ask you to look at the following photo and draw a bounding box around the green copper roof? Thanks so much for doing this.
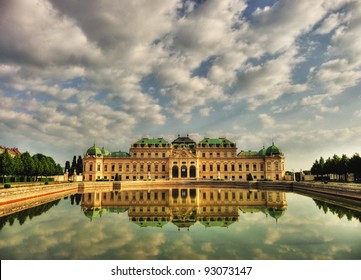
[133,220,168,228]
[172,135,196,148]
[110,151,130,157]
[238,150,259,156]
[83,208,103,220]
[200,219,236,228]
[199,137,235,147]
[101,147,110,156]
[239,206,263,213]
[133,137,169,146]
[266,208,285,221]
[258,146,267,156]
[266,142,282,155]
[86,144,102,156]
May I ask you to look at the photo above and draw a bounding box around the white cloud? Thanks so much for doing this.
[314,13,345,35]
[199,107,214,117]
[354,110,361,118]
[0,0,361,170]
[258,114,275,128]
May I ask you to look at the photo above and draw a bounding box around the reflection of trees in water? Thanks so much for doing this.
[313,199,361,222]
[0,193,82,231]
[0,200,61,231]
[69,194,82,205]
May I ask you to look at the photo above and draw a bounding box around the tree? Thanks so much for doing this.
[32,155,43,181]
[56,164,64,175]
[21,152,35,181]
[76,156,83,175]
[65,161,70,173]
[69,156,77,175]
[319,157,325,177]
[338,154,349,181]
[350,153,361,181]
[13,154,24,178]
[0,149,14,182]
[311,159,320,178]
[40,157,50,178]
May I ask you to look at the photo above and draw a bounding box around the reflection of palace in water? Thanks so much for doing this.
[81,187,287,229]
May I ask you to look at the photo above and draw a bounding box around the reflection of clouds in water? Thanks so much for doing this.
[264,230,281,245]
[163,235,207,260]
[1,194,361,260]
[252,248,273,260]
[200,242,214,253]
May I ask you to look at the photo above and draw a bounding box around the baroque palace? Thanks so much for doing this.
[83,135,285,181]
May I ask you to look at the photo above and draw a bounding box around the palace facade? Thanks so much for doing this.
[83,135,285,181]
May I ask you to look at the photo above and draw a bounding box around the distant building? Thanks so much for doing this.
[83,135,285,181]
[0,146,22,157]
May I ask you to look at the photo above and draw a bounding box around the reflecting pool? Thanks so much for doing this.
[0,185,360,260]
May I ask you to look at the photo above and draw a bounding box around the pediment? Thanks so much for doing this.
[172,148,196,158]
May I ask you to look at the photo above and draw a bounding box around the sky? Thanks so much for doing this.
[0,0,361,171]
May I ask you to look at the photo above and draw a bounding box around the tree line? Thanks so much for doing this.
[65,155,83,175]
[0,149,64,183]
[310,153,361,181]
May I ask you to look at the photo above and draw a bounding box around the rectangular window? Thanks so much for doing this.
[217,165,220,172]
[162,153,165,158]
[140,165,144,172]
[111,165,115,172]
[133,164,136,172]
[231,164,235,172]
[202,164,206,172]
[162,164,166,172]
[147,165,151,172]
[217,152,220,157]
[104,165,108,172]
[246,164,249,171]
[260,163,264,171]
[224,164,228,171]
[118,164,122,172]
[202,153,206,157]
[238,164,242,171]
[210,164,213,171]
[253,164,257,171]
[155,165,158,172]
[90,165,93,171]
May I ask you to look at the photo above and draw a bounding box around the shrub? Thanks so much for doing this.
[4,183,11,188]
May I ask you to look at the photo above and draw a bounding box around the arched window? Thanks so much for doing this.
[190,165,196,177]
[172,166,179,178]
[181,165,187,178]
